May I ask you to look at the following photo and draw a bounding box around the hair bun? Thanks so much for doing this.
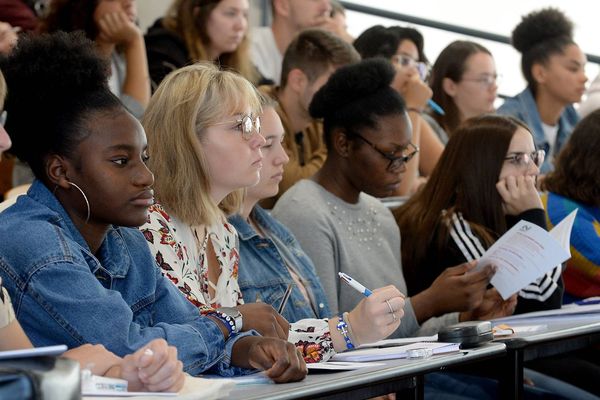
[512,8,574,53]
[2,31,109,106]
[309,58,395,119]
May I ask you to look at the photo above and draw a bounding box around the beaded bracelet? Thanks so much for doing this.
[206,310,236,336]
[336,313,355,350]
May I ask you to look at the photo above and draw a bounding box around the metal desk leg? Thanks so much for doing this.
[499,350,524,400]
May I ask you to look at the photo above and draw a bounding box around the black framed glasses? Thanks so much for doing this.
[504,150,545,169]
[351,133,419,171]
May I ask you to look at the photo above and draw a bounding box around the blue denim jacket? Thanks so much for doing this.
[0,180,254,376]
[497,87,579,173]
[229,206,331,322]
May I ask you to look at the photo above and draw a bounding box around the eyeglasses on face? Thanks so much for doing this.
[215,113,261,140]
[391,54,429,81]
[350,132,419,171]
[0,111,6,127]
[504,150,545,169]
[461,74,501,88]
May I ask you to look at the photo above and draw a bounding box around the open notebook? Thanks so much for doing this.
[331,342,460,362]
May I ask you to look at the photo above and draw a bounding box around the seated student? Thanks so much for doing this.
[40,0,150,119]
[497,8,587,173]
[272,59,506,338]
[250,0,331,85]
[145,0,259,88]
[258,28,360,208]
[323,0,354,44]
[542,110,600,302]
[353,25,444,195]
[0,31,306,382]
[0,69,184,393]
[228,99,406,361]
[395,115,562,313]
[427,40,499,143]
[139,63,404,363]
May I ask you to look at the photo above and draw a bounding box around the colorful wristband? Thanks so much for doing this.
[336,313,355,350]
[206,310,236,336]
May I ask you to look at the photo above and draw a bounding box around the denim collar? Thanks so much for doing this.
[26,179,133,278]
[230,206,283,242]
[229,212,260,241]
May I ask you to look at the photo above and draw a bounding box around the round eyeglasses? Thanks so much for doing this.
[391,54,429,81]
[214,113,261,140]
[351,133,419,171]
[504,150,545,169]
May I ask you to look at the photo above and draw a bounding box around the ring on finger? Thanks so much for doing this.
[385,299,395,314]
[392,312,397,321]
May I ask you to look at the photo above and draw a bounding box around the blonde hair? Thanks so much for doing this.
[163,0,258,83]
[143,62,261,226]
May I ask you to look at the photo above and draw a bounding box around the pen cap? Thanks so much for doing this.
[438,321,493,348]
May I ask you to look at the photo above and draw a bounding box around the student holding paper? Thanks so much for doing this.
[395,114,563,314]
[394,114,600,398]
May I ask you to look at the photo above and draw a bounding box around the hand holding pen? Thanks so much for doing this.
[338,272,406,346]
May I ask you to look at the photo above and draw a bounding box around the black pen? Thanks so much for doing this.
[277,283,294,314]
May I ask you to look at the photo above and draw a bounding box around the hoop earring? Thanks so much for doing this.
[68,181,90,224]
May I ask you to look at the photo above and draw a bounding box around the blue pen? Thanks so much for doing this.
[428,99,445,116]
[338,272,372,297]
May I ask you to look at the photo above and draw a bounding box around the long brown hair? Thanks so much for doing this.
[429,40,491,135]
[543,110,600,206]
[394,115,529,285]
[162,0,257,83]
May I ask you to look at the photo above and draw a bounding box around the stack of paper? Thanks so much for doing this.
[330,342,460,362]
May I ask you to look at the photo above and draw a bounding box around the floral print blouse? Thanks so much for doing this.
[140,204,336,363]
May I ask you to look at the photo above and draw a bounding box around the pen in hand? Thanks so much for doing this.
[428,99,445,116]
[338,272,373,297]
[277,283,294,314]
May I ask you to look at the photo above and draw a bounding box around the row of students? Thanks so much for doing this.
[0,31,306,384]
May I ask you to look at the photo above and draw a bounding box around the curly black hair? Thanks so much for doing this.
[309,58,406,149]
[511,8,575,91]
[1,31,122,179]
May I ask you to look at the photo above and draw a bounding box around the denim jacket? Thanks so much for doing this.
[0,180,254,377]
[229,206,331,322]
[497,87,579,173]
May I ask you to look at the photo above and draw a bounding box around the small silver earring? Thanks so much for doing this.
[68,181,90,224]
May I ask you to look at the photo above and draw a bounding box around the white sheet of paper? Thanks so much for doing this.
[0,344,67,360]
[82,391,176,397]
[549,209,578,253]
[331,342,460,362]
[478,220,570,299]
[358,335,438,349]
[307,361,385,371]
